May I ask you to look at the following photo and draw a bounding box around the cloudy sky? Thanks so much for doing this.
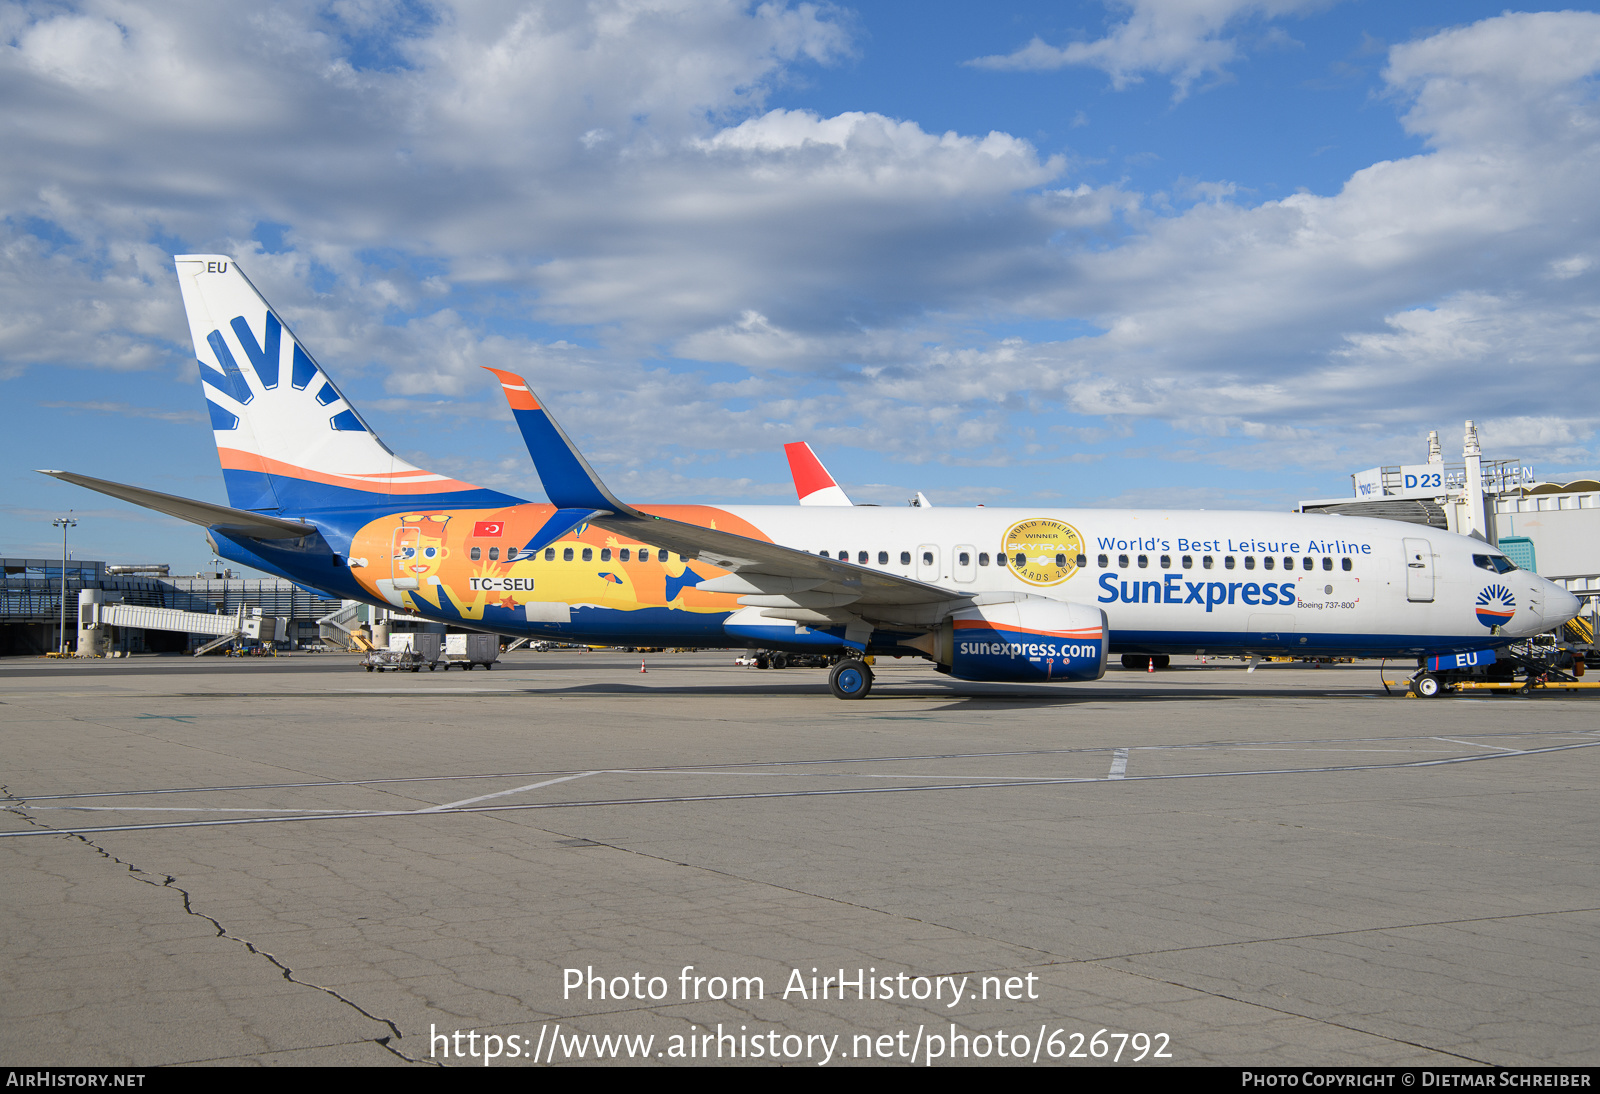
[3,0,1599,571]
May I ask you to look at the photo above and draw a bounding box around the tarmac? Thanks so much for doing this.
[1,649,1596,1067]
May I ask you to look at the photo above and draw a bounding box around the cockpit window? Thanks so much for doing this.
[1474,554,1518,574]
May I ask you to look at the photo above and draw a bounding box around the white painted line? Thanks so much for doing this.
[413,771,598,813]
[27,806,361,814]
[1432,737,1521,753]
[1108,748,1129,780]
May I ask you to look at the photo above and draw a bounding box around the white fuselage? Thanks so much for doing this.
[716,505,1575,657]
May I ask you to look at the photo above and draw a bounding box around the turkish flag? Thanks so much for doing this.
[472,521,504,537]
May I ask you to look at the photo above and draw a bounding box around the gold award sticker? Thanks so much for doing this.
[1002,518,1085,587]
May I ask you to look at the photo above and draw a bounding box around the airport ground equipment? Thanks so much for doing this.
[361,647,428,672]
[388,631,441,668]
[443,633,498,670]
[317,601,376,651]
[1402,637,1598,697]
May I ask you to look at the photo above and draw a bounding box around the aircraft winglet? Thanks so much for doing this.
[784,442,854,506]
[483,367,625,515]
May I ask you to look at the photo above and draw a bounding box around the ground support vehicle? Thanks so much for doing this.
[361,648,428,672]
[1400,639,1596,697]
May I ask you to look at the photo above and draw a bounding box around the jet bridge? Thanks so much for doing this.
[78,590,286,656]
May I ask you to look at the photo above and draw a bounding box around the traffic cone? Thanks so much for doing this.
[639,659,647,673]
[1147,658,1154,673]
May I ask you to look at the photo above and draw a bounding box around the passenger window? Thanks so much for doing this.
[839,549,848,561]
[878,551,888,565]
[544,548,555,561]
[1206,556,1217,570]
[1118,554,1129,568]
[1075,554,1087,568]
[818,551,829,558]
[620,549,630,562]
[1342,558,1352,571]
[1283,557,1293,570]
[680,554,688,562]
[507,547,518,559]
[563,548,574,561]
[1243,556,1253,570]
[858,551,869,564]
[1322,557,1332,571]
[900,551,911,565]
[1263,556,1275,570]
[959,552,971,566]
[926,551,937,567]
[470,547,481,561]
[639,549,651,562]
[1302,557,1312,570]
[980,553,991,567]
[1182,555,1192,569]
[1055,554,1066,568]
[489,547,499,561]
[1137,555,1148,569]
[582,548,593,562]
[1160,554,1171,569]
[1098,554,1109,568]
[601,548,611,562]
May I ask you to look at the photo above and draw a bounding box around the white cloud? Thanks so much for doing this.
[965,0,1332,99]
[4,3,1600,502]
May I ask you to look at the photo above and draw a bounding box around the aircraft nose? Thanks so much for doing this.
[1547,584,1582,629]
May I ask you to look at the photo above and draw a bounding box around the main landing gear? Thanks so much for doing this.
[828,657,873,700]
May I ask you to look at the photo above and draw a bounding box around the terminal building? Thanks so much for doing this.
[1298,421,1600,601]
[0,559,347,657]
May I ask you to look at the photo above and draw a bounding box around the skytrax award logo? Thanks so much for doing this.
[1001,518,1084,587]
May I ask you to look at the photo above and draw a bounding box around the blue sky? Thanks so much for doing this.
[3,0,1598,573]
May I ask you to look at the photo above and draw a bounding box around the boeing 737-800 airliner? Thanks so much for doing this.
[41,257,1582,699]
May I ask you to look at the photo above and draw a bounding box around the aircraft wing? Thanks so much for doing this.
[483,368,956,610]
[37,470,316,540]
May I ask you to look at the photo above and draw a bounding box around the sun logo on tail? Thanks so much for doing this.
[1475,583,1515,628]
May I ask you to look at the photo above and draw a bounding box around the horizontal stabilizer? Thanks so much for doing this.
[37,470,315,540]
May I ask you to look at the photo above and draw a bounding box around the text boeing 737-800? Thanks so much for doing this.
[40,256,1582,698]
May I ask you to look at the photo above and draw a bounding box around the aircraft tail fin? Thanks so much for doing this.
[173,255,511,515]
[783,442,854,506]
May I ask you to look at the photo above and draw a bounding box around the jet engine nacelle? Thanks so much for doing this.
[914,596,1108,683]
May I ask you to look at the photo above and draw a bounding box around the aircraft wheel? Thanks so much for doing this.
[1120,654,1150,671]
[1413,673,1444,698]
[365,665,374,672]
[484,662,492,670]
[755,653,769,670]
[829,659,873,700]
[772,653,788,670]
[1151,655,1170,670]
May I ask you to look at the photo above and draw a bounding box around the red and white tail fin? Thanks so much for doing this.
[783,442,854,506]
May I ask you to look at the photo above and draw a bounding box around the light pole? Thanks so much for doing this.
[52,515,78,655]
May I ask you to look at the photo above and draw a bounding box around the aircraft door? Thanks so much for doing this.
[954,544,976,583]
[1403,537,1434,602]
[917,544,941,583]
